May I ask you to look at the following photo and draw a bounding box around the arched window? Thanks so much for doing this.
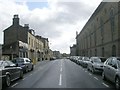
[90,50,92,57]
[100,17,104,44]
[95,49,97,56]
[86,32,88,49]
[102,47,104,57]
[110,8,115,40]
[94,26,96,46]
[112,45,116,57]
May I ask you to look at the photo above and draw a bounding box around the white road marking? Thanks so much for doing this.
[60,67,63,72]
[94,77,98,80]
[102,83,109,87]
[89,73,92,76]
[59,74,62,86]
[22,78,25,80]
[29,74,33,76]
[61,61,62,67]
[11,83,18,87]
[85,70,87,72]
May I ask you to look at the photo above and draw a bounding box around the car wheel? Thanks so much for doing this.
[102,72,106,80]
[25,67,28,73]
[87,66,89,71]
[115,77,120,90]
[31,66,34,71]
[20,70,23,79]
[92,67,95,74]
[5,75,11,87]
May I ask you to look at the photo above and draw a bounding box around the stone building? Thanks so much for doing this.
[27,31,44,63]
[2,15,51,63]
[3,15,28,59]
[53,51,61,59]
[0,44,2,59]
[70,44,76,56]
[36,36,50,60]
[76,2,120,58]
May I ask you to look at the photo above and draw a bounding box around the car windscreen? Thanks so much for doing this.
[117,59,120,68]
[93,58,101,63]
[13,59,24,63]
[0,61,4,67]
[17,59,24,63]
[84,57,89,61]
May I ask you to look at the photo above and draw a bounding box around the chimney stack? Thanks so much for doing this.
[24,24,29,30]
[13,14,19,26]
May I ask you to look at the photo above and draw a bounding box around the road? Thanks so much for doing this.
[5,59,115,89]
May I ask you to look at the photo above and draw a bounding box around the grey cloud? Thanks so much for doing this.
[53,2,94,24]
[21,17,62,39]
[20,1,95,39]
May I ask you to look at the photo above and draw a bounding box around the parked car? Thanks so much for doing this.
[0,60,23,87]
[12,58,34,73]
[87,57,104,73]
[81,57,90,68]
[102,57,120,89]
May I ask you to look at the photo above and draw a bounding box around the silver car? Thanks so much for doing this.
[87,57,104,73]
[102,57,120,89]
[12,58,34,73]
[81,57,90,68]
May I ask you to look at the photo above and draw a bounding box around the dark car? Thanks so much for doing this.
[12,58,34,73]
[102,57,120,89]
[0,60,23,87]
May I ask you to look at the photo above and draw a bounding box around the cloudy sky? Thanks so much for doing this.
[0,0,102,54]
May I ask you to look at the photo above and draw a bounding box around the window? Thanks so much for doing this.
[117,60,120,68]
[111,58,117,69]
[4,61,10,67]
[104,8,107,14]
[96,17,98,22]
[0,61,4,67]
[7,61,15,66]
[94,26,96,46]
[29,37,30,45]
[112,45,116,57]
[100,17,104,43]
[93,57,101,63]
[102,47,104,57]
[107,58,112,66]
[110,8,115,40]
[95,49,97,56]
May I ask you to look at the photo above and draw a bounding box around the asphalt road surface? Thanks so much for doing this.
[5,59,115,89]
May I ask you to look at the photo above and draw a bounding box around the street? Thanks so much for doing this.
[4,59,115,89]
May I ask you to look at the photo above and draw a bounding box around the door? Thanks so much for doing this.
[109,58,117,82]
[104,58,112,80]
[25,59,32,71]
[7,61,20,80]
